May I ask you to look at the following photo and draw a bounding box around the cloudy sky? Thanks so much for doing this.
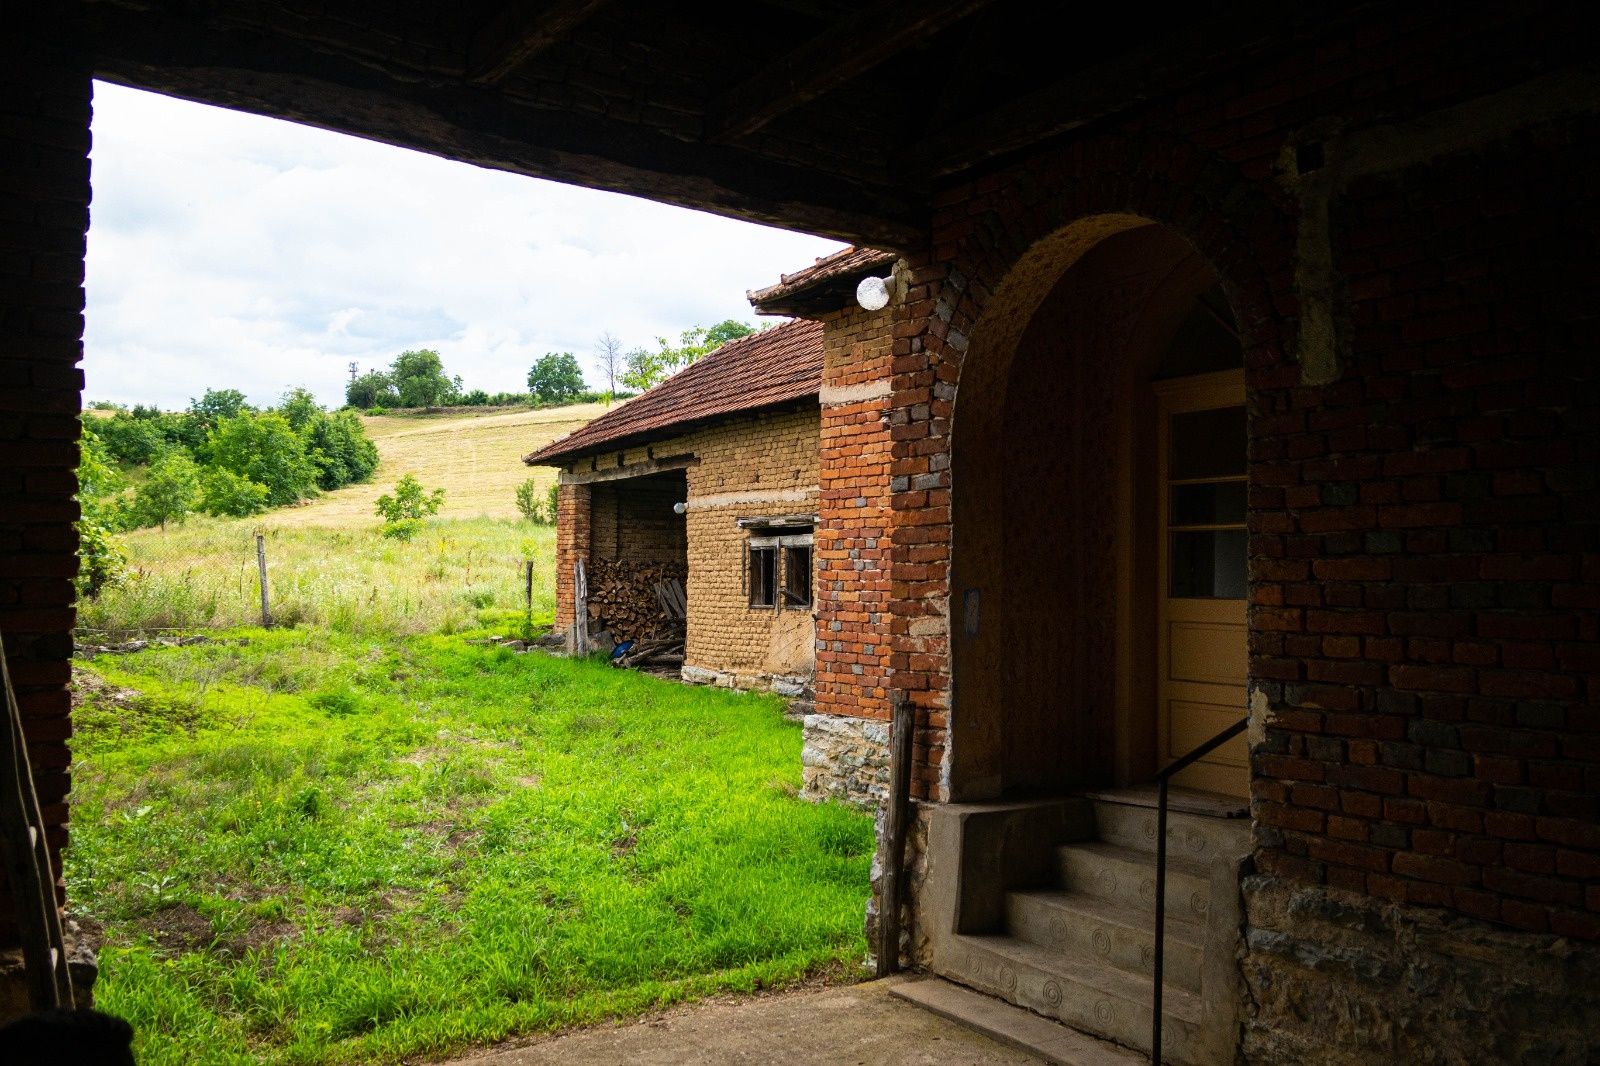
[84,82,844,410]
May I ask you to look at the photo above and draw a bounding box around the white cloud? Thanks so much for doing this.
[84,82,845,409]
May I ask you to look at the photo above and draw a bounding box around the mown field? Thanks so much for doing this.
[69,400,874,1064]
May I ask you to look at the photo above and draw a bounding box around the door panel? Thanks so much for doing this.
[1156,371,1248,798]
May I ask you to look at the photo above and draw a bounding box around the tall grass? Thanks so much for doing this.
[80,517,554,637]
[71,631,871,1064]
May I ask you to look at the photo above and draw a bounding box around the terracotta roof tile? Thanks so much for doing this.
[523,318,822,465]
[747,246,896,312]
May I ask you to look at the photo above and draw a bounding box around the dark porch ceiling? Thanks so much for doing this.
[66,1,1358,249]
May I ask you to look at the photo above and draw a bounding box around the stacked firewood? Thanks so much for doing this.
[585,558,687,643]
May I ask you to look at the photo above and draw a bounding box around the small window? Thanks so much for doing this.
[782,544,812,607]
[743,525,813,611]
[748,544,777,607]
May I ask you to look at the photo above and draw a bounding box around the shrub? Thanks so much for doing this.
[376,474,445,523]
[208,412,320,506]
[130,451,202,529]
[200,467,270,517]
[305,409,380,490]
[546,482,560,524]
[379,517,423,541]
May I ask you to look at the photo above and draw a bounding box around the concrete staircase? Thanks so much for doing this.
[932,793,1250,1065]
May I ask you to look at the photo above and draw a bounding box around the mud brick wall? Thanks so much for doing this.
[556,405,819,687]
[588,475,686,564]
[0,28,91,947]
[882,6,1600,937]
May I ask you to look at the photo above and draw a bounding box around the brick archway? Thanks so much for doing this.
[883,133,1295,803]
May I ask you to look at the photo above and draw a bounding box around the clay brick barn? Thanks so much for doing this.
[7,2,1600,1061]
[525,318,826,697]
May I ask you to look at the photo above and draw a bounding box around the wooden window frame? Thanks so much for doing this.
[744,529,813,612]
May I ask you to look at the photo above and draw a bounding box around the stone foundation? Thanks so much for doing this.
[679,663,810,697]
[1241,875,1600,1065]
[800,712,888,808]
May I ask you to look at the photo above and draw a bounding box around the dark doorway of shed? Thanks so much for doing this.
[582,470,689,668]
[949,218,1247,802]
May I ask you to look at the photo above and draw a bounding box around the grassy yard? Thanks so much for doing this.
[70,630,872,1065]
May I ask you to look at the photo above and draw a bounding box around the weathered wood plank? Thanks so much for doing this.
[466,0,616,85]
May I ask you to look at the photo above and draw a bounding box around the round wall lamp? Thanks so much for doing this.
[856,274,892,311]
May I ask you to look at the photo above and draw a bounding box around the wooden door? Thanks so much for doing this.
[1155,370,1248,797]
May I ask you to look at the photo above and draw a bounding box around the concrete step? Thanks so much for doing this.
[950,932,1205,1061]
[1006,889,1204,992]
[1056,842,1215,925]
[890,976,1146,1066]
[1088,799,1251,866]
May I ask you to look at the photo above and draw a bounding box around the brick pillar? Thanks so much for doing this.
[806,303,895,805]
[0,13,91,999]
[553,480,590,631]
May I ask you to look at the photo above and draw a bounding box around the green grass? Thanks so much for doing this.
[79,517,554,637]
[70,630,872,1064]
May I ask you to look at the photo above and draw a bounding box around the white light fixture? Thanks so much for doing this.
[856,274,892,311]
[673,501,687,515]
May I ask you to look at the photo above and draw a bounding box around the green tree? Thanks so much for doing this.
[208,412,320,506]
[76,424,126,597]
[375,474,445,522]
[526,352,586,404]
[131,450,201,529]
[515,477,558,523]
[619,320,757,391]
[304,409,380,490]
[390,349,459,408]
[375,473,444,539]
[346,370,399,409]
[95,411,169,465]
[200,467,270,517]
[277,386,321,431]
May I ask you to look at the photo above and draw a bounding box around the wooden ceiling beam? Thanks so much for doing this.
[466,0,615,85]
[83,6,925,249]
[709,0,994,142]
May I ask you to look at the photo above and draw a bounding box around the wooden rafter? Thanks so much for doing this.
[709,0,995,142]
[466,0,616,85]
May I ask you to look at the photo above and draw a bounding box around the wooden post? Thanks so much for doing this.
[874,690,915,977]
[574,557,589,655]
[524,560,535,638]
[256,534,271,627]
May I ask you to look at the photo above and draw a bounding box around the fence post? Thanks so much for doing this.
[256,534,271,627]
[524,560,534,638]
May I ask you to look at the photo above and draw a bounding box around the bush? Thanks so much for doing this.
[376,474,444,539]
[130,451,202,529]
[379,517,423,541]
[208,412,320,506]
[546,482,560,524]
[306,409,380,490]
[200,467,270,517]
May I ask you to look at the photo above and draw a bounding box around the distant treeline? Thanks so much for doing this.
[349,347,658,412]
[80,388,380,594]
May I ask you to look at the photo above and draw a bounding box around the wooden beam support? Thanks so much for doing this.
[710,0,994,142]
[466,0,615,86]
[555,454,699,484]
[83,6,925,248]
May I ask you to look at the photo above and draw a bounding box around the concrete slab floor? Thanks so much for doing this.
[439,978,1047,1065]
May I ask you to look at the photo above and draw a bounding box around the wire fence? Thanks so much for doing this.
[76,517,557,642]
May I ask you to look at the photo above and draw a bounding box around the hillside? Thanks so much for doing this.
[274,403,612,526]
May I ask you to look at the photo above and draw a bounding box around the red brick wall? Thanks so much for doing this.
[886,9,1600,934]
[553,482,591,630]
[812,304,898,733]
[0,23,91,943]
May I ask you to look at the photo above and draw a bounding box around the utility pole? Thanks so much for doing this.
[348,361,359,383]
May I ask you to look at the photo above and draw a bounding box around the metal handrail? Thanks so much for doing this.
[1150,715,1247,1065]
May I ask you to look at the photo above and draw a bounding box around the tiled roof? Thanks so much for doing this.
[523,318,823,465]
[747,246,896,314]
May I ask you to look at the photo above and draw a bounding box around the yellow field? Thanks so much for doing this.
[276,403,611,526]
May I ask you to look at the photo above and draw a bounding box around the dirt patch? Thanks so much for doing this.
[609,834,637,859]
[145,903,214,954]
